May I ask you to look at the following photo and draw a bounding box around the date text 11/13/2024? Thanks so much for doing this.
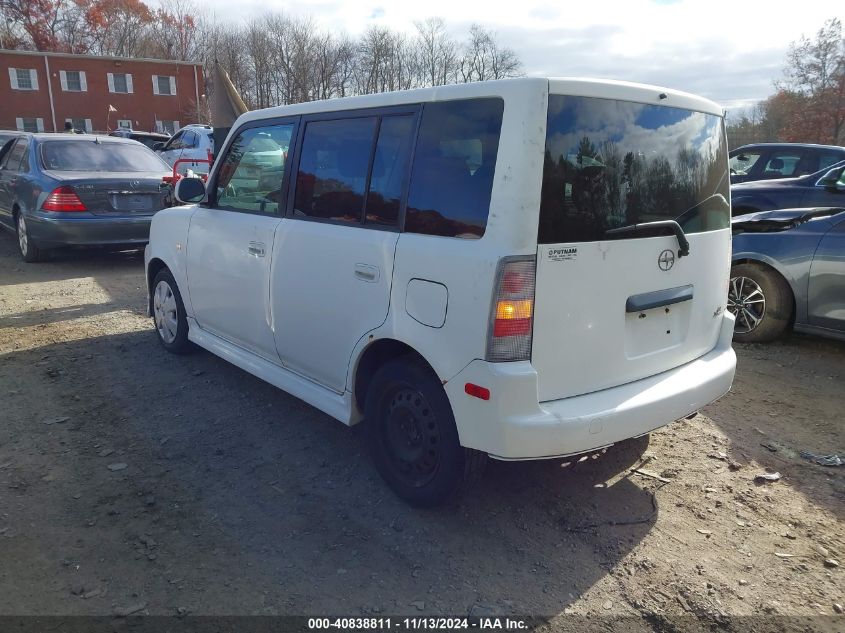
[307,617,531,630]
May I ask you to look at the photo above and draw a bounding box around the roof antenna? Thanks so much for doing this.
[659,93,668,100]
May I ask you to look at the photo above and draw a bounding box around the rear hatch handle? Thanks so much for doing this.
[605,220,690,258]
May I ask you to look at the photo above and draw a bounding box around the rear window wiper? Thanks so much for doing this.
[605,220,690,257]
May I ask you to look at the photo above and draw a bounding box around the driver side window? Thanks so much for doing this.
[215,123,294,214]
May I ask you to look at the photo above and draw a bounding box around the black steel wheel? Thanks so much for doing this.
[365,357,485,506]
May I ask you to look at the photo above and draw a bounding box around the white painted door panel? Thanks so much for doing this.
[532,230,731,401]
[272,220,399,393]
[186,208,282,361]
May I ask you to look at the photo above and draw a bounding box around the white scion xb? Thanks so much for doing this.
[145,77,737,506]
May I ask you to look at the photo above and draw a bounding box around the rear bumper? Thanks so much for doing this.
[26,212,153,247]
[445,313,737,460]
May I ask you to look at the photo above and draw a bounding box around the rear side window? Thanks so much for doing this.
[3,139,27,172]
[405,98,504,239]
[293,118,377,223]
[366,115,415,226]
[539,95,730,244]
[40,141,168,172]
[216,124,294,214]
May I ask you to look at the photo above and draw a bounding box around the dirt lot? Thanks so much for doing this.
[0,234,843,630]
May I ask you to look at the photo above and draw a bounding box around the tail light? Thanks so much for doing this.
[41,186,87,212]
[486,256,536,362]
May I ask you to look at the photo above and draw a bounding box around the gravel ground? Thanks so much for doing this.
[0,235,842,631]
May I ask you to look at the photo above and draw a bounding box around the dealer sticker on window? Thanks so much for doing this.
[548,246,578,262]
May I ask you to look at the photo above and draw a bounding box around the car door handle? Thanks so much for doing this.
[248,241,266,257]
[354,264,379,282]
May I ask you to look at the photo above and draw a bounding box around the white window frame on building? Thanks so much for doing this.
[116,119,133,130]
[152,75,176,96]
[8,68,39,91]
[66,118,93,133]
[155,120,179,134]
[15,117,45,132]
[59,70,88,92]
[107,72,134,94]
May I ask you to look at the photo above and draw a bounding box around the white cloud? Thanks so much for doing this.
[158,0,841,106]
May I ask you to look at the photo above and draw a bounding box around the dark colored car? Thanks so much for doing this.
[731,159,845,216]
[729,207,845,343]
[109,129,172,150]
[0,133,172,262]
[729,143,845,184]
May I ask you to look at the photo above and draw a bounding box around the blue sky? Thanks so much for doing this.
[160,0,841,113]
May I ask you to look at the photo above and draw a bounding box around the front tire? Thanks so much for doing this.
[365,358,485,507]
[16,213,43,263]
[152,268,193,354]
[728,263,792,343]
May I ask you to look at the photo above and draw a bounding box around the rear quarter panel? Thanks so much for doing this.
[732,222,833,325]
[360,80,548,386]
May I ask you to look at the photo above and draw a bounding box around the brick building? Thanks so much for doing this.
[0,49,204,135]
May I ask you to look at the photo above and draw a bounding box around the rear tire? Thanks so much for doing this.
[152,268,193,354]
[365,357,485,506]
[16,213,43,263]
[728,263,792,343]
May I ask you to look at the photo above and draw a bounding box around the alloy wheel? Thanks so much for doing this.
[728,276,766,334]
[17,214,28,256]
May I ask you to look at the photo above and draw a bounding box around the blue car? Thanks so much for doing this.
[0,133,172,262]
[729,207,845,342]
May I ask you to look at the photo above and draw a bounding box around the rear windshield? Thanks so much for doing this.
[539,95,730,244]
[40,141,168,172]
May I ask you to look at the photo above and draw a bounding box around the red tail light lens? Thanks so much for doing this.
[41,186,87,212]
[486,256,536,362]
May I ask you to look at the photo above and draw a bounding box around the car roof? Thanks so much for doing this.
[236,77,725,129]
[27,133,142,144]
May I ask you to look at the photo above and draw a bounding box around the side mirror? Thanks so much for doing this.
[174,177,206,204]
[817,167,844,190]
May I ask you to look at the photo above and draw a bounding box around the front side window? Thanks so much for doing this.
[762,152,801,177]
[3,140,28,172]
[182,130,198,149]
[539,95,730,244]
[293,117,377,223]
[216,123,294,214]
[405,98,504,239]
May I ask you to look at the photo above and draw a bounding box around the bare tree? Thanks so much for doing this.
[780,18,845,143]
[414,17,458,87]
[459,24,522,83]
